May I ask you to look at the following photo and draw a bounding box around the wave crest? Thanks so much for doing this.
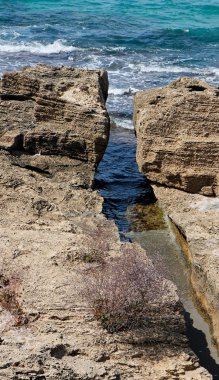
[0,39,80,54]
[128,63,219,77]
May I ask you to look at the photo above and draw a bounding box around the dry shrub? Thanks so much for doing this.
[66,225,111,263]
[72,223,111,263]
[81,232,110,263]
[83,248,167,332]
[0,273,27,326]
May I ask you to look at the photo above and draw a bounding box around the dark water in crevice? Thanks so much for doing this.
[95,126,219,379]
[94,127,155,239]
[184,311,219,379]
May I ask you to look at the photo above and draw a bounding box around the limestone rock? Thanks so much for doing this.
[0,67,211,379]
[0,64,110,165]
[134,77,219,196]
[153,185,219,351]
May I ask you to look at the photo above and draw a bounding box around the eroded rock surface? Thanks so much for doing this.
[153,185,219,350]
[134,77,219,370]
[0,64,109,168]
[134,78,219,196]
[0,67,211,379]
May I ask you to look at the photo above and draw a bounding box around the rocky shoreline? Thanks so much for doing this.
[0,65,212,379]
[153,185,219,352]
[134,78,219,361]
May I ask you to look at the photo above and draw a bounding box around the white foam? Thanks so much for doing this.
[90,46,126,53]
[127,63,219,77]
[109,86,138,96]
[210,67,219,76]
[0,39,80,54]
[128,63,199,74]
[107,46,126,52]
[113,118,133,130]
[80,56,104,69]
[0,30,21,38]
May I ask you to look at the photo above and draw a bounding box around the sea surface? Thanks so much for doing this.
[0,0,218,128]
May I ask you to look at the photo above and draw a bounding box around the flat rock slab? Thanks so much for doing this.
[0,157,209,378]
[134,77,219,196]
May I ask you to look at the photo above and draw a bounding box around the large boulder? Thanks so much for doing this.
[0,64,110,167]
[134,78,219,196]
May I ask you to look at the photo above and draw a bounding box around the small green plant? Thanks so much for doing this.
[83,248,166,332]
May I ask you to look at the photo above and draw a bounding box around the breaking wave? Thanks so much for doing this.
[0,39,80,54]
[108,87,139,96]
[127,63,219,77]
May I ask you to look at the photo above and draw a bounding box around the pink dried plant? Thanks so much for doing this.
[83,248,166,332]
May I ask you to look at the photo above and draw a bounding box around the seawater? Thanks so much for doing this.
[0,0,218,128]
[1,1,219,377]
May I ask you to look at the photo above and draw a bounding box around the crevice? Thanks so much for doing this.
[149,179,216,198]
[169,217,219,377]
[12,162,52,177]
[168,216,187,241]
[184,311,219,379]
[187,85,206,92]
[95,126,219,377]
[0,94,33,101]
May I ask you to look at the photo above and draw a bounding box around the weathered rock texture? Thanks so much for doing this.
[0,66,210,379]
[134,77,219,365]
[134,77,219,196]
[153,185,219,351]
[0,64,109,170]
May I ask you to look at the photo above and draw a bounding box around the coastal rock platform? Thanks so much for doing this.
[0,66,210,379]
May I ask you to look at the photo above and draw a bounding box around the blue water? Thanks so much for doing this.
[95,127,155,236]
[0,0,218,128]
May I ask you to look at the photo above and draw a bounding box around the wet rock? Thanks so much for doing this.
[152,185,219,351]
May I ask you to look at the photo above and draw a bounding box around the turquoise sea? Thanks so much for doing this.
[0,0,218,128]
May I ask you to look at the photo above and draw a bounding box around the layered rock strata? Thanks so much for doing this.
[134,78,219,354]
[0,64,109,173]
[0,66,210,379]
[134,78,219,196]
[153,185,219,349]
